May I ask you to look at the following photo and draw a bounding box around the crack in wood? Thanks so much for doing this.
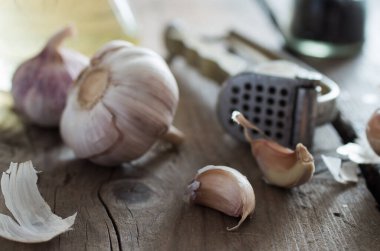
[53,186,58,213]
[105,220,113,251]
[85,221,88,250]
[58,235,61,250]
[126,207,140,247]
[52,174,62,249]
[98,173,122,251]
[98,189,122,251]
[63,172,72,186]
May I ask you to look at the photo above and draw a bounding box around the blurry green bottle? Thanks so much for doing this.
[286,0,366,58]
[0,0,138,91]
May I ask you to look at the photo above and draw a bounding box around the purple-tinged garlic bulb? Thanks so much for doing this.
[12,25,89,127]
[60,41,184,166]
[366,108,380,155]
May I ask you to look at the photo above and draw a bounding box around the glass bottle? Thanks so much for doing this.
[286,0,366,58]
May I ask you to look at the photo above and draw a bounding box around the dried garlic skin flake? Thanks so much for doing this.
[0,161,76,243]
[321,155,358,184]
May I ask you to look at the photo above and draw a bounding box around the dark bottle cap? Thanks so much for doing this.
[290,0,366,45]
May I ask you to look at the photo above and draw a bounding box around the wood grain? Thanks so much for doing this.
[1,0,380,250]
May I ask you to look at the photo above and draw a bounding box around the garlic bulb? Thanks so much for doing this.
[11,25,89,127]
[366,108,380,155]
[60,40,184,166]
[188,165,256,231]
[232,111,315,188]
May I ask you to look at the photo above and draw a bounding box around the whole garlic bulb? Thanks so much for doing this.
[60,41,184,166]
[12,25,89,127]
[366,108,380,155]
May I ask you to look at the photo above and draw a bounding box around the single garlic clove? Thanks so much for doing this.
[11,25,89,127]
[252,140,315,188]
[232,111,315,188]
[60,41,184,166]
[60,88,120,159]
[366,108,380,156]
[188,165,256,231]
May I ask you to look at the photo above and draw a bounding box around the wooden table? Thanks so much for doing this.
[1,0,380,250]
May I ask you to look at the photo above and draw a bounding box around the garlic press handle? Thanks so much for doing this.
[164,21,248,84]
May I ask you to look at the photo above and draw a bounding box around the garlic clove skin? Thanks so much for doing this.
[232,111,315,188]
[90,40,133,64]
[11,25,89,127]
[252,140,315,188]
[188,165,256,231]
[366,108,380,156]
[59,89,120,159]
[0,161,76,243]
[60,41,183,166]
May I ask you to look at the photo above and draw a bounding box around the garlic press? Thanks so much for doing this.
[164,22,354,148]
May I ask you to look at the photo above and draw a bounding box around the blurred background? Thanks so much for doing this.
[0,0,379,92]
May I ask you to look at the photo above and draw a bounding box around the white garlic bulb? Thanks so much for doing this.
[12,25,89,127]
[60,40,184,166]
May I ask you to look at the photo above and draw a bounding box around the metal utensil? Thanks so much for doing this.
[217,70,319,148]
[164,22,344,148]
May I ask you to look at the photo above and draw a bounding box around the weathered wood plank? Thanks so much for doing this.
[1,0,380,250]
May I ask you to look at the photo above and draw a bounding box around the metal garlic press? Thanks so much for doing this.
[164,22,354,148]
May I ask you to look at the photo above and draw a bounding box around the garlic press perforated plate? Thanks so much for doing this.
[164,22,350,148]
[218,71,319,147]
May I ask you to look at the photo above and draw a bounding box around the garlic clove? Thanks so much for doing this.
[232,111,315,188]
[91,40,133,64]
[11,25,89,127]
[188,165,255,231]
[60,86,120,159]
[366,108,380,156]
[253,141,315,188]
[60,41,184,166]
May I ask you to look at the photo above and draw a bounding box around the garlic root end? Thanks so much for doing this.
[161,125,185,145]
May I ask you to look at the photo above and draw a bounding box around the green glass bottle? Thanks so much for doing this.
[286,0,366,58]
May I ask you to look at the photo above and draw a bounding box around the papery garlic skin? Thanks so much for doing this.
[188,165,255,231]
[0,161,76,243]
[11,25,89,127]
[366,108,380,156]
[232,111,315,188]
[60,41,182,166]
